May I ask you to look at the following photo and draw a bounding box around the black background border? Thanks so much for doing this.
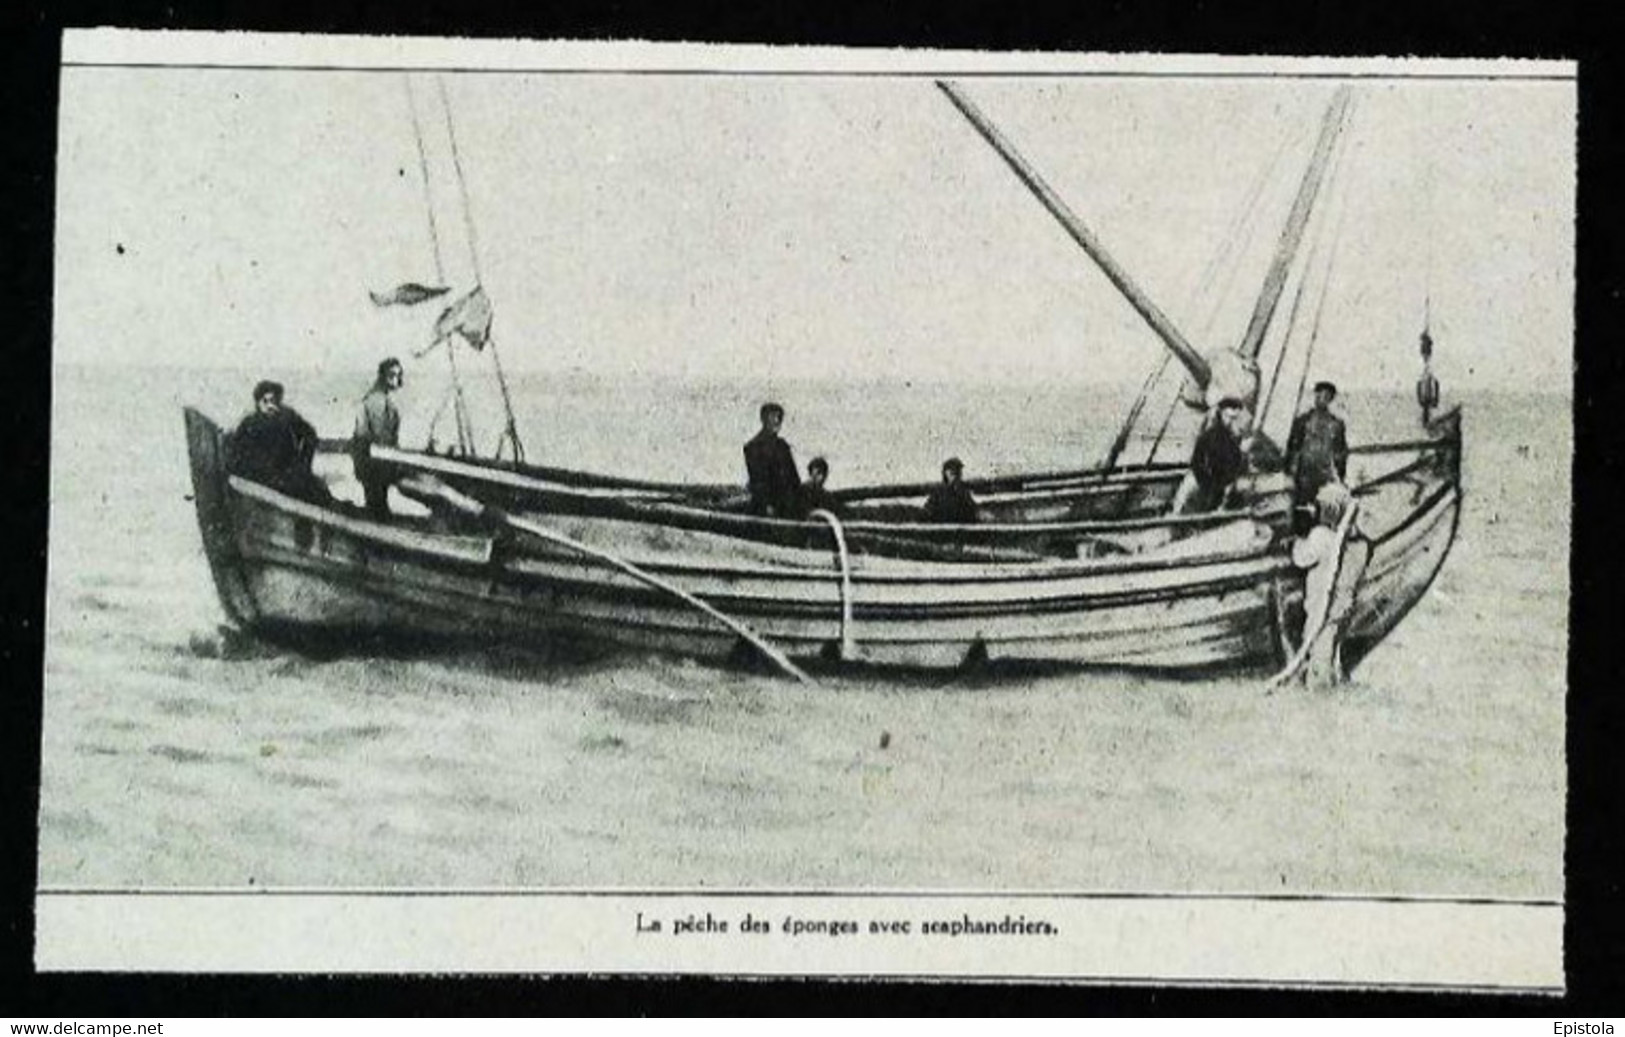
[2,0,1613,1017]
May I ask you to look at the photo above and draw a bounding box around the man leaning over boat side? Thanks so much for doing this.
[228,379,331,504]
[743,401,801,518]
[1289,481,1367,688]
[351,357,404,519]
[1286,380,1349,523]
[1240,412,1286,476]
[1182,397,1249,514]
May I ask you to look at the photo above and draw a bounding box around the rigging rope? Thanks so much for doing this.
[1140,107,1306,466]
[1258,104,1357,428]
[1195,111,1313,341]
[1423,87,1437,337]
[436,76,526,463]
[1284,100,1360,425]
[437,77,485,286]
[405,75,475,455]
[1102,352,1171,471]
[1236,87,1353,365]
[405,77,447,282]
[1256,239,1320,422]
[1284,169,1354,423]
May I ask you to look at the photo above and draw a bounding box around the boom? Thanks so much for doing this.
[936,80,1212,389]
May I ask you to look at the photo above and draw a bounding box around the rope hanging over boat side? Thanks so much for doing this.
[506,511,811,682]
[436,77,527,464]
[397,473,813,683]
[1266,499,1362,689]
[810,509,856,661]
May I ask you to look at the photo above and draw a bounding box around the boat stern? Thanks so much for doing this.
[182,407,260,627]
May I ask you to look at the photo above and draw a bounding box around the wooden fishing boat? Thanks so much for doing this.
[181,79,1464,679]
[182,403,1458,673]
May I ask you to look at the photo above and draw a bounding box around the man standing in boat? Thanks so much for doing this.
[1286,380,1350,514]
[743,402,801,518]
[229,379,330,504]
[923,457,980,524]
[1184,397,1249,513]
[351,357,404,519]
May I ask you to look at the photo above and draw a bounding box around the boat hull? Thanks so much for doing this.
[216,475,1290,672]
[184,406,1461,677]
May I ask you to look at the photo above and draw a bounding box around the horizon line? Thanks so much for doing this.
[51,358,1572,397]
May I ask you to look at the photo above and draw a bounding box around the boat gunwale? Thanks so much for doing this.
[629,497,1264,537]
[232,419,1460,584]
[1362,479,1459,549]
[226,470,1296,585]
[363,418,1459,537]
[1341,479,1463,670]
[348,440,1194,501]
[227,476,496,564]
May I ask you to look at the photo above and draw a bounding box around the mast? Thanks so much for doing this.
[437,77,527,464]
[1416,88,1442,427]
[936,80,1212,389]
[405,75,475,455]
[1235,86,1353,361]
[1103,111,1301,470]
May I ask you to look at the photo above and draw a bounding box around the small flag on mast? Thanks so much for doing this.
[433,285,494,351]
[369,283,452,307]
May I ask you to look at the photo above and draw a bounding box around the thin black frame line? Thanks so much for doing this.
[22,967,1563,993]
[35,888,1565,907]
[58,62,1578,82]
[730,977,1562,993]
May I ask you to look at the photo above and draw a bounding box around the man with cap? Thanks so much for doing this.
[923,457,980,524]
[1286,380,1350,511]
[1185,397,1250,513]
[743,402,801,518]
[229,379,330,503]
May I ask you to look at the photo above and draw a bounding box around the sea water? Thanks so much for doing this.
[38,363,1567,896]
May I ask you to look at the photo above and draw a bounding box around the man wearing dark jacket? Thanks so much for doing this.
[743,402,801,518]
[923,457,980,524]
[1187,397,1248,513]
[1286,380,1350,507]
[229,379,330,503]
[793,456,841,520]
